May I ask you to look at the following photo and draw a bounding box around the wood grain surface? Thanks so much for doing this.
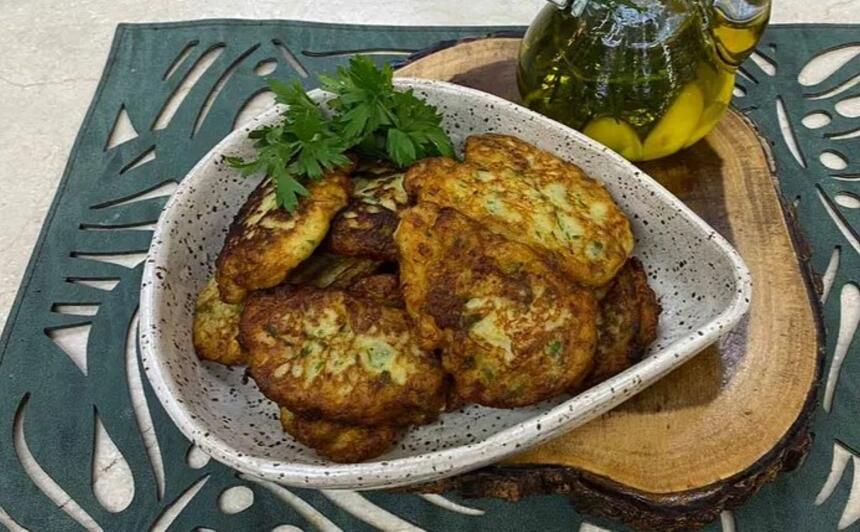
[396,38,823,530]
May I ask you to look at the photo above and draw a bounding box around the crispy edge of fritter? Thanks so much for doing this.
[327,169,407,261]
[351,168,408,210]
[348,273,403,308]
[587,257,661,385]
[280,408,402,463]
[401,156,460,205]
[463,134,600,180]
[215,167,352,303]
[327,202,400,261]
[192,277,246,365]
[287,252,382,289]
[240,285,446,426]
[354,157,399,177]
[392,202,449,351]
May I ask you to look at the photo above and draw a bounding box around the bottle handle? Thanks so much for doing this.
[710,0,772,67]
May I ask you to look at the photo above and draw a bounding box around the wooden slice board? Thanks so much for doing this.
[395,38,823,530]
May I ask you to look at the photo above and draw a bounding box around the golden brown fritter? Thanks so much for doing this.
[327,203,400,261]
[396,203,598,408]
[327,170,407,261]
[216,166,352,303]
[353,157,400,178]
[588,258,661,385]
[287,252,382,289]
[192,277,246,365]
[404,134,633,287]
[444,378,468,412]
[280,408,402,463]
[240,285,445,426]
[351,167,408,212]
[348,274,404,308]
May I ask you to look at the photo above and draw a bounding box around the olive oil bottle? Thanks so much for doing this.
[517,0,770,161]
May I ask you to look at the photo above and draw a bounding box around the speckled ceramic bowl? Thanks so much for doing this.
[139,78,751,490]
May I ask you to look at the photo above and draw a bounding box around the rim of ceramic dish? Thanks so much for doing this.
[139,77,752,490]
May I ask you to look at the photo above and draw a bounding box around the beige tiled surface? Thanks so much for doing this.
[0,0,857,328]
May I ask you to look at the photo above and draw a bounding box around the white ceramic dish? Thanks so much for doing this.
[139,78,752,490]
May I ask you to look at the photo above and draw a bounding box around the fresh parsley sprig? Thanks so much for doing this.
[227,56,454,212]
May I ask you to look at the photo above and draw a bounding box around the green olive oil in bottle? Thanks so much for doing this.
[517,0,770,161]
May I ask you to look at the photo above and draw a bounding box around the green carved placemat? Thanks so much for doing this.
[0,20,857,531]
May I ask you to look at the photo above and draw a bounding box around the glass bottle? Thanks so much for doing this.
[517,0,771,161]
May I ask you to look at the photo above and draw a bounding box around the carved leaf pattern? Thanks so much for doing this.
[732,26,860,532]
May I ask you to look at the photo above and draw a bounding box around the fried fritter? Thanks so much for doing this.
[351,167,408,212]
[241,285,445,426]
[327,170,407,261]
[588,258,661,384]
[287,252,382,289]
[280,408,402,463]
[354,157,400,178]
[396,203,598,408]
[216,166,352,303]
[404,134,633,287]
[328,203,400,261]
[348,274,404,308]
[192,277,246,365]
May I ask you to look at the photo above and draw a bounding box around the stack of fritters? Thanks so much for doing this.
[405,134,634,287]
[193,135,661,463]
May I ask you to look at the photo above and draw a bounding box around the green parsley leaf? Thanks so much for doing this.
[386,128,417,167]
[387,90,454,160]
[272,163,308,212]
[269,79,321,117]
[322,56,395,142]
[282,110,350,179]
[226,56,454,212]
